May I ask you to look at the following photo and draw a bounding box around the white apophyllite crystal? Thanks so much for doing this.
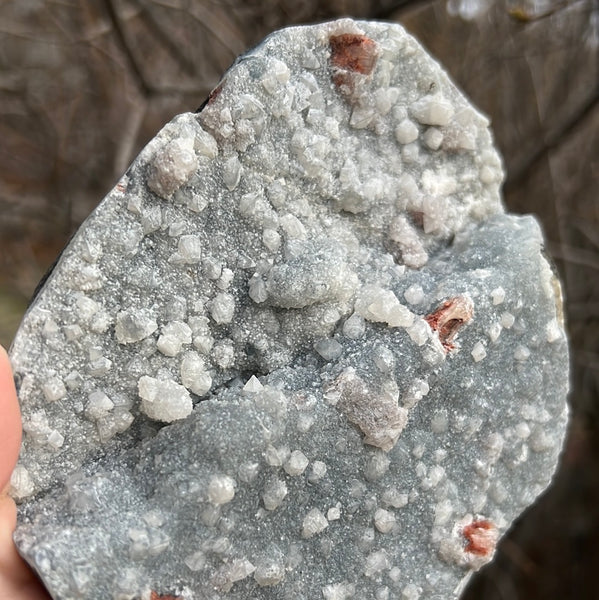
[180,352,212,396]
[309,460,327,483]
[208,475,236,505]
[84,391,114,421]
[156,321,192,356]
[395,118,419,144]
[410,93,455,126]
[471,341,487,362]
[223,155,242,191]
[500,311,516,329]
[42,377,67,402]
[262,478,288,511]
[9,466,35,501]
[148,137,198,199]
[342,313,366,339]
[302,508,329,538]
[423,127,443,150]
[173,235,203,264]
[284,450,310,476]
[322,582,356,600]
[374,508,396,533]
[314,338,343,361]
[138,376,192,422]
[209,292,235,324]
[490,286,506,305]
[114,310,157,344]
[546,318,562,343]
[241,374,263,395]
[356,286,415,328]
[364,549,391,577]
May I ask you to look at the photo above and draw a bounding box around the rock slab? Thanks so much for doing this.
[9,18,568,600]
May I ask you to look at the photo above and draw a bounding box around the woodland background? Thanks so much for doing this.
[0,1,598,597]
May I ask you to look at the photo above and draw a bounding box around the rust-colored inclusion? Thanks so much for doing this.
[207,81,224,105]
[150,592,183,600]
[329,33,377,75]
[461,519,497,556]
[424,296,474,352]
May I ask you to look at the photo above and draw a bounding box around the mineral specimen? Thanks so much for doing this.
[9,18,568,600]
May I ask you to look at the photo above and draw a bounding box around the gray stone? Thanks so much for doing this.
[9,18,568,600]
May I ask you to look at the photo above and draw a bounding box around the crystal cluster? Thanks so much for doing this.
[9,19,568,600]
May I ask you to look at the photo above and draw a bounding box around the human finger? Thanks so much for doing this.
[0,345,22,493]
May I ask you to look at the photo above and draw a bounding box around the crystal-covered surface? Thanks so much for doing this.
[9,19,568,600]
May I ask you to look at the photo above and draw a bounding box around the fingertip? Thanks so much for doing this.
[0,493,17,531]
[0,345,22,493]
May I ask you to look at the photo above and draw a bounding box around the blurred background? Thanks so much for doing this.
[0,0,597,597]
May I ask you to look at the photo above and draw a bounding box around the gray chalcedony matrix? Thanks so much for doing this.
[9,18,568,600]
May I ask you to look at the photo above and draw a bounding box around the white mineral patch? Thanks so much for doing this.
[302,508,329,538]
[195,128,219,158]
[242,374,263,394]
[208,474,236,505]
[402,378,430,409]
[514,345,531,361]
[223,155,242,191]
[500,311,515,329]
[9,466,35,501]
[327,505,341,521]
[342,313,366,339]
[490,286,505,305]
[471,341,487,362]
[382,488,409,509]
[364,549,391,577]
[262,478,288,511]
[180,352,212,396]
[395,118,419,144]
[315,338,343,361]
[47,430,65,449]
[406,319,430,346]
[210,293,235,324]
[148,137,198,199]
[84,390,114,421]
[365,451,391,481]
[404,284,425,305]
[487,322,502,343]
[410,93,455,126]
[389,216,428,269]
[171,234,203,264]
[114,310,157,344]
[322,582,356,599]
[402,583,422,600]
[42,377,66,402]
[9,18,568,600]
[214,558,255,591]
[138,376,192,422]
[309,460,327,482]
[333,367,409,451]
[423,127,443,150]
[284,450,310,476]
[374,508,396,533]
[356,286,415,328]
[546,318,562,342]
[253,561,285,587]
[156,321,192,356]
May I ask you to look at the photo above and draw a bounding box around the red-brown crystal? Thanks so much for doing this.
[329,34,377,75]
[424,296,474,352]
[462,519,497,556]
[206,81,224,106]
[150,592,183,600]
